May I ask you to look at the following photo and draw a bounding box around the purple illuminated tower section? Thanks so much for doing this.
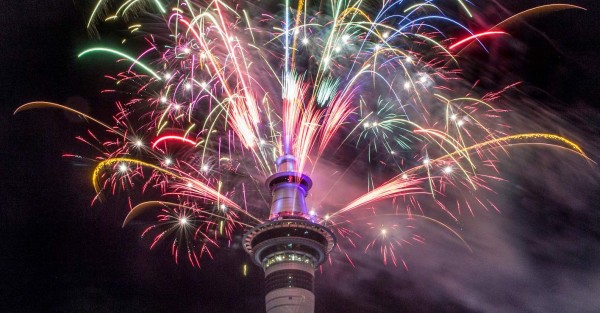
[243,155,336,313]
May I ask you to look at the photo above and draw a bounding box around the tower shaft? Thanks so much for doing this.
[264,261,314,313]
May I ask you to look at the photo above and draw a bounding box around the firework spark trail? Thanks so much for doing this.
[16,0,590,267]
[14,102,118,133]
[449,31,509,50]
[152,135,197,149]
[317,90,356,156]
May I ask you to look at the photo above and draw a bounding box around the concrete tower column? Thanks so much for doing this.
[264,261,315,313]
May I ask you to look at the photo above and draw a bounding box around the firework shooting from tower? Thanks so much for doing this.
[3,0,600,312]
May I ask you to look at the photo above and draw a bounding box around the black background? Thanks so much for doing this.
[2,1,600,312]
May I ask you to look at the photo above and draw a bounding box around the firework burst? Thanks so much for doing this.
[16,0,588,269]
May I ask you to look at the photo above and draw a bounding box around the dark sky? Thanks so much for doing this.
[2,1,600,312]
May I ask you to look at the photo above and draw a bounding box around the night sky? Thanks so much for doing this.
[2,1,600,312]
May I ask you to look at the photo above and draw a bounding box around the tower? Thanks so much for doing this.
[243,155,335,313]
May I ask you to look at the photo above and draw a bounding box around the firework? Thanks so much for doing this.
[16,0,588,271]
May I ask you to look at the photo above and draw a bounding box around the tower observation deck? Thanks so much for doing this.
[243,155,335,313]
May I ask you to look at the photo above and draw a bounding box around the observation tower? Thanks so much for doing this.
[243,155,336,313]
